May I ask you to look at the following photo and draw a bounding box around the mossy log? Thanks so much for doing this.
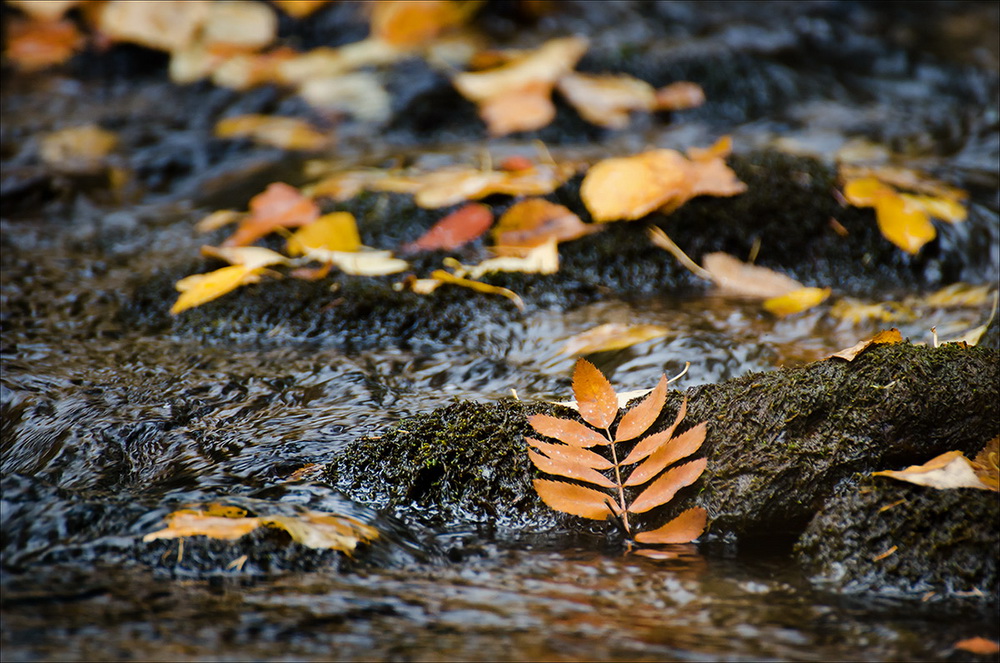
[326,343,998,545]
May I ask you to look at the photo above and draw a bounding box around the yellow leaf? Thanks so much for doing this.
[829,298,915,325]
[171,265,263,315]
[195,209,243,233]
[763,287,831,317]
[874,192,937,254]
[827,328,904,361]
[370,0,482,48]
[39,125,117,173]
[302,249,408,276]
[287,212,361,255]
[558,323,669,356]
[215,114,331,151]
[556,72,656,129]
[429,270,525,310]
[899,193,967,224]
[842,177,893,207]
[873,451,992,491]
[924,283,993,308]
[451,237,558,279]
[840,164,967,201]
[702,252,803,299]
[200,245,288,269]
[143,511,261,541]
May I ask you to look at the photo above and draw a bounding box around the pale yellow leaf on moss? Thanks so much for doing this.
[171,265,264,315]
[452,237,558,279]
[200,245,288,270]
[302,249,408,276]
[827,328,904,361]
[873,451,992,491]
[215,114,331,151]
[287,212,361,255]
[556,72,656,129]
[39,125,117,173]
[559,323,668,356]
[763,287,831,317]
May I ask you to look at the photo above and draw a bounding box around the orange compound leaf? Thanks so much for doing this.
[581,149,692,222]
[556,72,656,129]
[170,265,264,315]
[370,0,482,48]
[634,507,708,544]
[873,193,936,255]
[615,375,667,443]
[621,396,688,465]
[532,479,618,520]
[654,81,706,111]
[493,198,600,249]
[401,203,493,253]
[214,114,332,151]
[572,358,619,430]
[527,414,610,448]
[223,182,319,247]
[527,438,613,471]
[286,212,361,255]
[762,287,832,317]
[628,457,707,514]
[5,17,83,71]
[527,449,616,488]
[624,422,707,487]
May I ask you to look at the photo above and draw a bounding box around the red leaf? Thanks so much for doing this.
[528,414,609,447]
[624,422,707,487]
[572,358,618,430]
[224,182,319,247]
[527,449,615,488]
[628,457,707,514]
[526,437,613,470]
[532,479,618,520]
[620,397,688,465]
[401,202,493,253]
[634,507,707,544]
[615,374,667,442]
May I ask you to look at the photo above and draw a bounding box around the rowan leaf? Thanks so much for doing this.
[572,358,619,430]
[526,437,613,470]
[615,375,668,442]
[625,422,707,487]
[628,457,707,514]
[620,396,688,465]
[527,449,615,488]
[532,479,617,520]
[401,203,493,253]
[633,507,708,544]
[527,414,610,447]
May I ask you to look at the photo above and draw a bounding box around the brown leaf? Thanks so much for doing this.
[572,358,619,430]
[634,507,707,544]
[828,328,903,361]
[558,323,668,357]
[615,375,668,443]
[493,198,599,248]
[532,479,617,520]
[528,414,610,448]
[527,449,616,488]
[625,422,707,487]
[701,252,803,299]
[654,81,706,111]
[224,182,319,247]
[5,16,83,71]
[872,451,992,491]
[620,397,688,465]
[401,202,493,253]
[628,457,707,514]
[526,437,613,470]
[972,437,999,492]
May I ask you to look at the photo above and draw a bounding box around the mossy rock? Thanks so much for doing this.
[795,475,998,599]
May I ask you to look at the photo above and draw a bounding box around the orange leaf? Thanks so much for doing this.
[370,0,480,47]
[621,396,688,465]
[828,328,903,361]
[5,17,83,71]
[272,0,332,18]
[634,507,708,544]
[615,375,667,442]
[527,414,610,447]
[224,182,319,247]
[572,359,619,430]
[493,198,600,248]
[654,81,706,111]
[532,479,617,520]
[527,449,616,488]
[581,149,692,222]
[526,437,613,470]
[477,81,556,136]
[558,323,668,357]
[702,252,803,299]
[628,457,707,514]
[214,114,331,151]
[842,176,894,206]
[143,511,261,541]
[401,203,493,253]
[625,422,707,487]
[556,72,656,129]
[873,192,936,254]
[954,637,1000,655]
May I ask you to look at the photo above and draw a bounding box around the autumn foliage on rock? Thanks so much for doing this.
[526,359,709,544]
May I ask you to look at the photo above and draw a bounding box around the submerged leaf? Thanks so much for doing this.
[532,479,617,520]
[528,414,610,447]
[572,358,619,430]
[633,507,707,544]
[628,457,707,514]
[702,252,803,299]
[559,323,668,357]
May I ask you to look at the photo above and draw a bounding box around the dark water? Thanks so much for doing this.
[2,1,998,660]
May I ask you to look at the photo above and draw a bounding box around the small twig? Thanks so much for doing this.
[667,362,690,384]
[647,226,713,282]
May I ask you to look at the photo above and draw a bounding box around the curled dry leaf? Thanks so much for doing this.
[215,114,332,151]
[493,198,601,249]
[827,328,903,361]
[401,203,493,253]
[526,359,708,543]
[558,323,669,357]
[224,182,319,247]
[872,450,993,491]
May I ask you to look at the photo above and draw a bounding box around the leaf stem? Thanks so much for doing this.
[605,427,631,535]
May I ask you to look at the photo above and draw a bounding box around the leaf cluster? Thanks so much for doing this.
[526,359,708,544]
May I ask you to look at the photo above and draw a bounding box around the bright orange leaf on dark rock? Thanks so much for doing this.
[401,203,493,253]
[223,182,320,247]
[493,198,600,248]
[370,0,481,48]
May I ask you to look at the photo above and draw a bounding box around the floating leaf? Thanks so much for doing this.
[532,479,617,520]
[287,212,361,255]
[215,114,331,151]
[493,198,599,248]
[556,72,656,129]
[224,182,319,247]
[702,252,803,299]
[528,414,610,448]
[401,203,493,253]
[625,422,706,487]
[572,358,619,430]
[628,457,707,514]
[559,323,668,357]
[171,265,264,315]
[634,507,708,544]
[872,451,992,491]
[615,375,668,442]
[828,328,903,361]
[763,287,831,317]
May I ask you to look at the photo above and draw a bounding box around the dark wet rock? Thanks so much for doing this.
[796,475,998,599]
[326,344,999,547]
